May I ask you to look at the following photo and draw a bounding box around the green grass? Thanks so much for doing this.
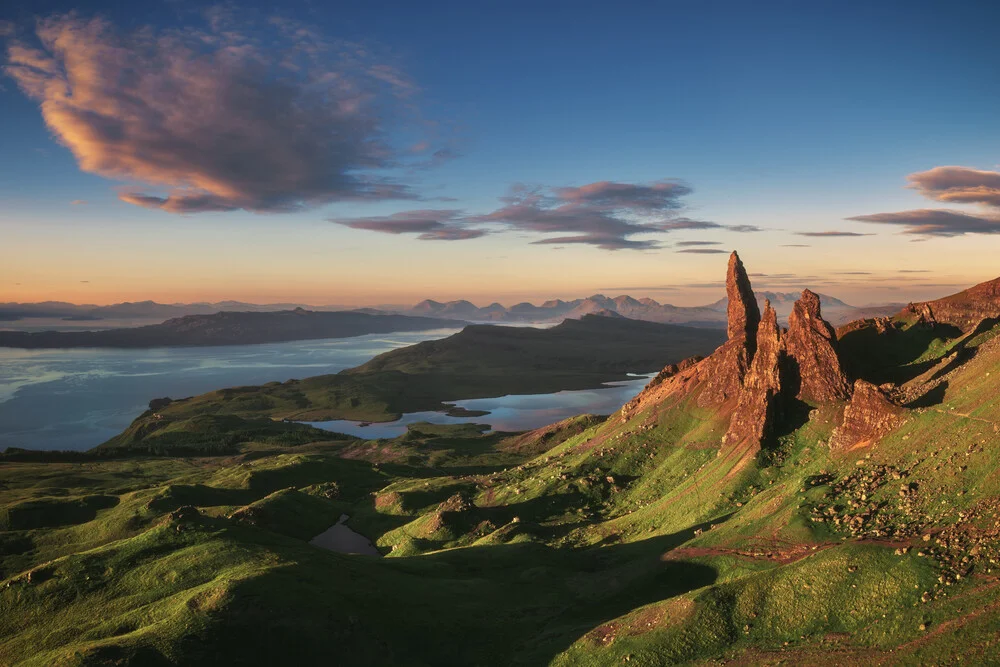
[6,323,1000,664]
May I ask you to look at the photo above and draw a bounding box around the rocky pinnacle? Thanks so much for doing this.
[726,251,761,347]
[785,289,851,403]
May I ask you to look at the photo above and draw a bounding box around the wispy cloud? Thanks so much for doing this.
[5,13,442,213]
[675,240,723,247]
[847,209,1000,236]
[333,210,487,241]
[333,179,727,250]
[677,248,728,254]
[795,231,873,237]
[849,165,1000,236]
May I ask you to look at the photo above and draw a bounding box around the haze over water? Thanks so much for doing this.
[0,330,459,451]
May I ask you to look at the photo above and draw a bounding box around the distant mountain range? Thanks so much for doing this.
[396,292,902,327]
[2,291,903,331]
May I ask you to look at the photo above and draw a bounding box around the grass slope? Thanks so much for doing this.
[4,320,1000,664]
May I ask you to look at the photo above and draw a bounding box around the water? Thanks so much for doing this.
[0,329,459,452]
[305,374,653,439]
[309,514,381,556]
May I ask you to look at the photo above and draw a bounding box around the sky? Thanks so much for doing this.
[2,0,999,308]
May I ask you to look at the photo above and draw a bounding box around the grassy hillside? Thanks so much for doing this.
[5,315,1000,664]
[99,315,725,450]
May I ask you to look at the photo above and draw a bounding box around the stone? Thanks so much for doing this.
[785,289,851,403]
[723,300,782,453]
[699,252,761,406]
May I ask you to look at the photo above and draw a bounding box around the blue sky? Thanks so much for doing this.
[2,0,1000,306]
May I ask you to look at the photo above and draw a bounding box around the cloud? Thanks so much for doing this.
[4,14,439,213]
[332,210,487,241]
[849,165,1000,237]
[846,209,1000,236]
[675,240,722,247]
[908,166,1000,207]
[334,179,716,250]
[795,231,873,237]
[677,248,728,254]
[70,199,87,205]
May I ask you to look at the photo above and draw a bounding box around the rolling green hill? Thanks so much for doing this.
[5,263,1000,665]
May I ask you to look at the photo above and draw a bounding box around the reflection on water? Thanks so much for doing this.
[0,329,459,451]
[305,374,654,439]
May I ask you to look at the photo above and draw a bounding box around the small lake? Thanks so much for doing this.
[0,329,459,451]
[310,514,381,556]
[304,374,653,438]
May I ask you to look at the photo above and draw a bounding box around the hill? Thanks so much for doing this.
[98,315,726,450]
[5,256,1000,664]
[0,309,464,349]
[898,275,1000,330]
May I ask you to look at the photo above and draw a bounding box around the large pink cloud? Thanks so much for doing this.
[4,13,439,213]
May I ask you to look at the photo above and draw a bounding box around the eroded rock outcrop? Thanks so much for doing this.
[829,380,904,452]
[785,289,850,404]
[698,252,761,406]
[722,300,783,453]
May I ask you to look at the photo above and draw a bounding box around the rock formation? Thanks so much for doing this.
[723,300,783,452]
[829,380,904,451]
[698,252,761,406]
[726,252,761,344]
[784,289,850,404]
[902,275,1000,331]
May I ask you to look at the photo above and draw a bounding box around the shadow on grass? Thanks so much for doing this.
[177,514,722,666]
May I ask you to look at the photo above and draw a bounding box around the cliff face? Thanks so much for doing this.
[829,380,904,452]
[902,275,1000,331]
[785,289,850,404]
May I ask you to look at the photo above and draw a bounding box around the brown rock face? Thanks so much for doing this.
[723,300,783,453]
[699,252,760,406]
[726,251,762,343]
[829,380,904,451]
[785,289,850,404]
[902,275,1000,331]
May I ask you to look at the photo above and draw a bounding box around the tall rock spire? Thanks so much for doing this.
[697,252,761,406]
[726,251,761,345]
